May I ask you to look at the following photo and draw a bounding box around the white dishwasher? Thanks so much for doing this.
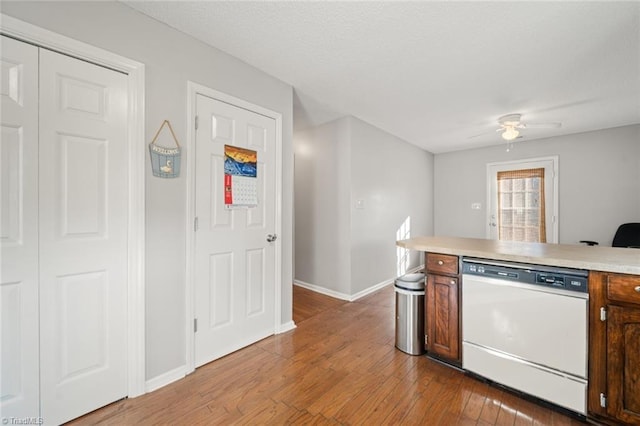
[461,258,589,415]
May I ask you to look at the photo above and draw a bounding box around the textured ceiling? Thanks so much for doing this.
[123,1,640,153]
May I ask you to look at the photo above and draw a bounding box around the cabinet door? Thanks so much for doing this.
[426,274,459,361]
[607,305,640,424]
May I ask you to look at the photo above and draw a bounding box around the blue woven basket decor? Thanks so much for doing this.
[149,120,181,178]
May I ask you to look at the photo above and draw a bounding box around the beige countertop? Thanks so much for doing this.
[397,236,640,275]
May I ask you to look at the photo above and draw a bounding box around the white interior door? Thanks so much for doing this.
[194,94,276,367]
[38,49,129,424]
[1,35,40,420]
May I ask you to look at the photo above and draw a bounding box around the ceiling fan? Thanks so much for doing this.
[495,113,561,141]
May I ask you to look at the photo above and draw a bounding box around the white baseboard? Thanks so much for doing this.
[295,264,424,302]
[349,278,393,301]
[145,365,186,393]
[405,264,425,275]
[350,264,424,301]
[277,320,297,334]
[294,280,352,301]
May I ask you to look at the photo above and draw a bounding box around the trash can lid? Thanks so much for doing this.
[395,273,425,291]
[397,273,425,283]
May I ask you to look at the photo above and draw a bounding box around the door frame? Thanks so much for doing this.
[185,82,283,374]
[1,14,147,397]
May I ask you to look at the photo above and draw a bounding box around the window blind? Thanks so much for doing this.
[497,168,546,243]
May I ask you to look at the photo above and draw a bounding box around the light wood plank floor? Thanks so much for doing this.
[69,284,586,425]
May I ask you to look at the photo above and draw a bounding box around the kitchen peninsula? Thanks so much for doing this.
[396,236,640,425]
[397,236,640,275]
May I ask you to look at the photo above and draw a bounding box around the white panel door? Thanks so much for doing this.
[194,94,276,367]
[38,49,129,425]
[0,35,40,420]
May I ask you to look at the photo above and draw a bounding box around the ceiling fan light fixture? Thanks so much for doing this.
[502,126,519,141]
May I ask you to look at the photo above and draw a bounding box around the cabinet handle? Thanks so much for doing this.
[635,286,640,293]
[438,260,444,265]
[451,280,455,285]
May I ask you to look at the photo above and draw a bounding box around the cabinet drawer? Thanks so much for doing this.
[607,274,640,305]
[426,253,458,275]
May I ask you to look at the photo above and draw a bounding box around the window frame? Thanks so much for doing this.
[486,156,559,243]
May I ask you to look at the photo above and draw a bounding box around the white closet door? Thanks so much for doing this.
[38,48,129,425]
[0,36,40,420]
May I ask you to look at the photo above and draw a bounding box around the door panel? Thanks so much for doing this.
[246,248,265,316]
[195,94,276,367]
[462,275,587,378]
[58,134,107,237]
[1,126,23,243]
[39,48,128,425]
[426,274,459,360]
[208,154,232,229]
[607,305,640,423]
[209,252,233,328]
[0,35,39,419]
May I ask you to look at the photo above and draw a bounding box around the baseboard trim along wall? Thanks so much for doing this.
[277,320,297,334]
[145,365,186,393]
[350,278,395,301]
[294,265,424,302]
[294,280,352,301]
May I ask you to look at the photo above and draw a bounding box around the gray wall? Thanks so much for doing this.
[2,1,294,382]
[434,125,640,245]
[350,118,432,294]
[294,117,352,294]
[294,116,433,297]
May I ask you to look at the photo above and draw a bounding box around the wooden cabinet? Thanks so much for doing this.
[424,253,460,364]
[589,271,640,425]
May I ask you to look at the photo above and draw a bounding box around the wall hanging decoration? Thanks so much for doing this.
[149,119,181,178]
[224,144,258,208]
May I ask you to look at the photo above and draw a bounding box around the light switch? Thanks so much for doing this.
[356,199,365,209]
[471,202,481,210]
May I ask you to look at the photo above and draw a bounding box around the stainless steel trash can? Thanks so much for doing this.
[395,273,426,355]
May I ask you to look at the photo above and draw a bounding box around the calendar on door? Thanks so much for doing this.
[224,144,258,208]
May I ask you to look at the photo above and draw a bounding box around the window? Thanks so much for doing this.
[487,157,558,243]
[497,168,546,242]
[396,216,411,276]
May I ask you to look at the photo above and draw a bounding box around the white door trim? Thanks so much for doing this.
[0,14,146,398]
[185,81,283,374]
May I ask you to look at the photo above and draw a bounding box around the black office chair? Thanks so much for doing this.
[612,222,640,248]
[581,222,640,248]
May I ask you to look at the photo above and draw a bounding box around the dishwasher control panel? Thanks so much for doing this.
[535,273,588,292]
[462,258,588,294]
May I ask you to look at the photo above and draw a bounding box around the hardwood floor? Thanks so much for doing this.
[69,284,586,425]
